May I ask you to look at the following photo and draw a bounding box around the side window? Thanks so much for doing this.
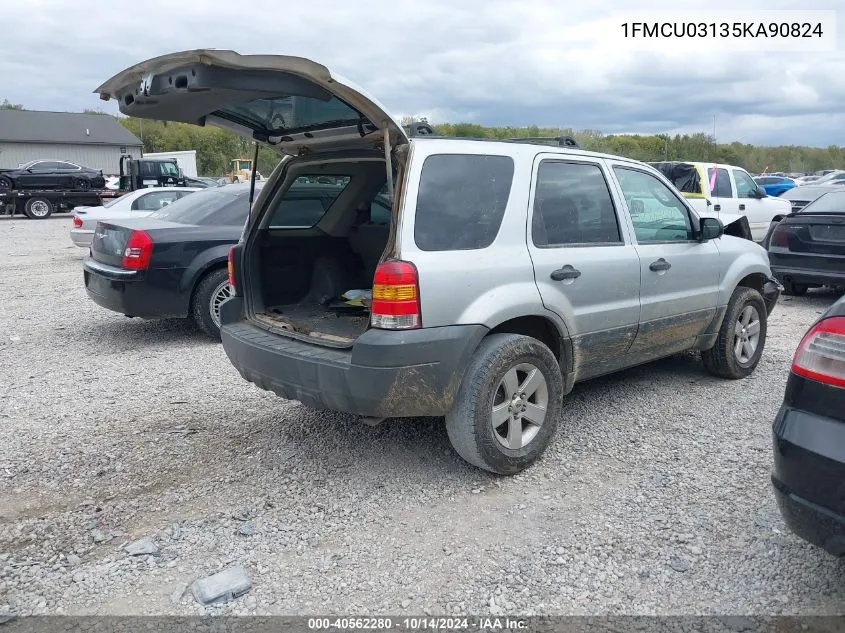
[268,175,351,228]
[733,169,758,198]
[55,162,78,171]
[709,168,733,197]
[414,154,514,251]
[31,161,55,171]
[531,161,621,246]
[614,167,694,242]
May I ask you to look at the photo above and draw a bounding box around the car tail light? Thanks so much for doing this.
[770,223,789,248]
[791,316,845,388]
[228,246,236,291]
[370,260,421,330]
[72,216,83,228]
[121,230,153,270]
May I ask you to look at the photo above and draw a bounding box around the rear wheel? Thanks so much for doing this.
[702,286,767,379]
[24,197,54,219]
[74,178,91,192]
[782,280,808,296]
[445,333,563,475]
[191,268,233,339]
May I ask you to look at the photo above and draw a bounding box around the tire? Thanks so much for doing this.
[782,280,808,296]
[0,176,12,191]
[74,178,91,192]
[445,333,563,475]
[24,197,54,219]
[190,267,233,339]
[702,286,768,379]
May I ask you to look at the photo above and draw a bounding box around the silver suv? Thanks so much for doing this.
[98,50,782,475]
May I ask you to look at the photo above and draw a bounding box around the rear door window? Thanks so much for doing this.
[267,175,352,228]
[708,168,733,197]
[531,161,622,246]
[414,154,514,251]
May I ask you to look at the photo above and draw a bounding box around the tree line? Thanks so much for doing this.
[3,100,843,175]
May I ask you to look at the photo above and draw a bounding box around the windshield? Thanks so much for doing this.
[802,191,845,213]
[236,160,251,171]
[149,185,254,226]
[160,161,180,176]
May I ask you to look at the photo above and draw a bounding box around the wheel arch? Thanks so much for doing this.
[186,258,229,308]
[487,314,573,376]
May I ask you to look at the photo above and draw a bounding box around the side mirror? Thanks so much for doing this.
[699,217,724,241]
[754,186,767,198]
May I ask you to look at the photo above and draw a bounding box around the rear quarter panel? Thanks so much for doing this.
[395,140,549,332]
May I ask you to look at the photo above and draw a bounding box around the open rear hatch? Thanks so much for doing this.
[96,51,410,348]
[95,49,408,156]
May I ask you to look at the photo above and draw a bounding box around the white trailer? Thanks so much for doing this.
[141,150,198,178]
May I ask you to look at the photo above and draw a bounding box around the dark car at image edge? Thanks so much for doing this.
[772,293,845,557]
[764,190,845,296]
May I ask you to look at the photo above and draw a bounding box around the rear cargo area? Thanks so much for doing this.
[247,163,392,346]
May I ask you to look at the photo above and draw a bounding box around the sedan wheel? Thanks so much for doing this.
[209,280,234,328]
[191,267,232,339]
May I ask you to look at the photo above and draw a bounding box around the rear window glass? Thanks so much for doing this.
[803,191,845,213]
[267,175,352,228]
[414,154,514,251]
[149,186,252,225]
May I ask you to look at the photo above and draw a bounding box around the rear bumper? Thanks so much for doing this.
[771,265,845,288]
[219,297,487,418]
[771,404,845,557]
[70,229,93,247]
[83,257,188,319]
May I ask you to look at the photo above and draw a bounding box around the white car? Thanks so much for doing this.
[650,161,792,241]
[70,187,201,247]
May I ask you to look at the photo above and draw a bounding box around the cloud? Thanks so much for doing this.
[1,0,843,146]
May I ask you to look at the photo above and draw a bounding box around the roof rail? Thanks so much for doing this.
[505,136,579,148]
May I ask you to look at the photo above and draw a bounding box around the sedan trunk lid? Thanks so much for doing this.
[95,49,408,156]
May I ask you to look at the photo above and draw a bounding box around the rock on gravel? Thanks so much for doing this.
[190,566,252,605]
[124,538,159,556]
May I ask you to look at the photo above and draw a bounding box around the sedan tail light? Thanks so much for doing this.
[770,223,789,248]
[121,230,154,270]
[791,316,845,388]
[72,216,83,228]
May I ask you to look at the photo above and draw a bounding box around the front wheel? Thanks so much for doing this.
[782,280,808,296]
[0,176,12,191]
[445,333,563,475]
[191,268,233,339]
[702,287,767,379]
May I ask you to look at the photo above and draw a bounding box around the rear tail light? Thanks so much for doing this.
[370,260,421,330]
[791,316,845,388]
[121,230,153,270]
[72,216,82,228]
[228,246,236,291]
[770,223,789,248]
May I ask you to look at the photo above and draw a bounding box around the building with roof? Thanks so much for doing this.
[0,110,142,174]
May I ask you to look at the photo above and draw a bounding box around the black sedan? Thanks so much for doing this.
[0,159,106,192]
[765,190,845,296]
[771,293,845,557]
[83,182,262,338]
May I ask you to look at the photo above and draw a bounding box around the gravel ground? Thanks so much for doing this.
[1,215,843,617]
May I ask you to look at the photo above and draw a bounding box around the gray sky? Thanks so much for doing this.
[2,0,844,147]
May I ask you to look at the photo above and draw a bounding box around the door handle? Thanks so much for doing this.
[649,258,671,272]
[739,204,745,210]
[713,204,721,211]
[550,265,581,281]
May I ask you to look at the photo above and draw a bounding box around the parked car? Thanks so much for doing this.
[70,187,201,247]
[82,183,264,338]
[0,160,106,192]
[772,293,845,557]
[97,50,782,474]
[754,175,796,197]
[815,170,845,186]
[778,184,845,214]
[764,190,845,296]
[795,175,822,186]
[650,161,792,242]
